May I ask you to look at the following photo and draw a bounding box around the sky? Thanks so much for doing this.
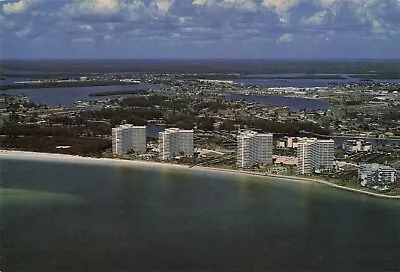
[1,0,400,59]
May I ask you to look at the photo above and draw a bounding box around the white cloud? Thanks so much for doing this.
[155,0,173,11]
[262,0,298,13]
[72,37,94,43]
[61,0,124,19]
[104,34,113,40]
[3,0,28,14]
[2,0,400,55]
[220,0,257,11]
[79,24,93,31]
[193,0,206,5]
[277,33,293,43]
[2,0,42,15]
[59,0,160,23]
[15,26,31,37]
[301,10,326,25]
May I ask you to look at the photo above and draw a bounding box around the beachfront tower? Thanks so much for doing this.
[112,125,147,155]
[159,128,194,160]
[297,138,334,175]
[236,131,273,168]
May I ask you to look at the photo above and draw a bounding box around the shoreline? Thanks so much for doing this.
[1,150,399,200]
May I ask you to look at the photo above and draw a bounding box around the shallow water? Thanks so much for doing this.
[1,158,399,271]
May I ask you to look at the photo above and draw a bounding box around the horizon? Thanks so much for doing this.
[2,58,400,62]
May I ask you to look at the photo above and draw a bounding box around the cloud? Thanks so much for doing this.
[192,0,205,5]
[155,0,173,11]
[2,0,42,15]
[3,0,28,14]
[72,37,94,43]
[262,0,298,13]
[1,0,400,58]
[15,25,31,37]
[60,0,124,20]
[79,24,93,31]
[277,33,293,43]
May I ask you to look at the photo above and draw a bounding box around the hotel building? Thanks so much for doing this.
[297,138,335,175]
[159,128,194,160]
[237,131,273,168]
[112,125,146,155]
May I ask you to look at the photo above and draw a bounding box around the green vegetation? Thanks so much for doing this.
[80,107,162,127]
[344,100,363,106]
[349,148,400,166]
[0,136,111,157]
[1,121,112,137]
[246,118,331,135]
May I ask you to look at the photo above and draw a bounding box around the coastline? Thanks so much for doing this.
[1,150,399,200]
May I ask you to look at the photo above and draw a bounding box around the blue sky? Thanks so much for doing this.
[1,0,400,59]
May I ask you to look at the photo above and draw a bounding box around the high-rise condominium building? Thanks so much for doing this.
[237,131,273,168]
[159,128,194,160]
[112,125,146,155]
[297,138,335,175]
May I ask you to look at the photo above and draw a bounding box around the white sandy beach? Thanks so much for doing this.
[0,150,271,179]
[1,150,399,199]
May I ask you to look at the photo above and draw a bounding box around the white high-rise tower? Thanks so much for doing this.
[159,128,194,160]
[112,125,146,154]
[236,131,273,168]
[297,138,334,174]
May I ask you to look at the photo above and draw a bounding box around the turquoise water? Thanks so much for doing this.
[1,158,400,271]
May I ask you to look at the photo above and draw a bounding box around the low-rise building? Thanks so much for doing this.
[277,136,309,149]
[342,139,372,153]
[276,140,286,148]
[358,164,396,188]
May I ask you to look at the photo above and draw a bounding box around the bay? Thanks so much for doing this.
[333,136,400,147]
[0,84,161,106]
[1,158,399,271]
[227,93,328,111]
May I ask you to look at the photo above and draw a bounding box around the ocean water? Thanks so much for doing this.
[1,158,400,271]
